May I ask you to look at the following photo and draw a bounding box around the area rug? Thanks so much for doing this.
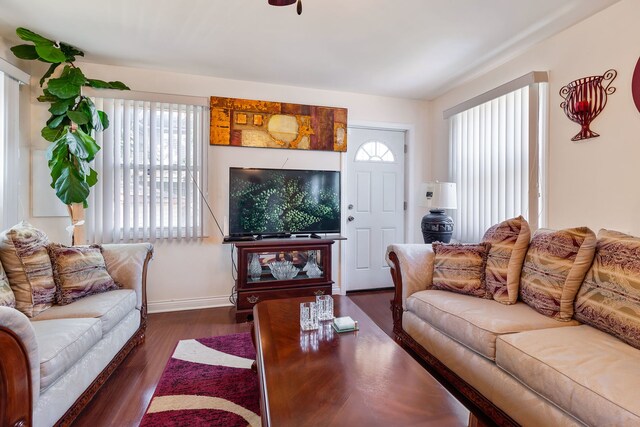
[140,332,261,427]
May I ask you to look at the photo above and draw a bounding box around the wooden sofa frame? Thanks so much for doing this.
[388,251,518,427]
[0,249,153,427]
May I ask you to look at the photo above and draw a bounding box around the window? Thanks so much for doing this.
[446,72,548,242]
[0,63,26,231]
[355,141,395,162]
[86,93,208,243]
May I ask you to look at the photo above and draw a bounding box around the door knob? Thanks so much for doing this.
[347,216,355,222]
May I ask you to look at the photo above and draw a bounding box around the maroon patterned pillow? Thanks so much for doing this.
[432,243,491,298]
[519,227,596,321]
[48,244,119,305]
[482,216,531,304]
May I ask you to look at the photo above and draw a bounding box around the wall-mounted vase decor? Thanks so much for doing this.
[632,58,640,114]
[210,96,348,152]
[559,69,617,141]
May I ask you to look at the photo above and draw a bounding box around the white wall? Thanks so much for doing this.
[428,0,640,236]
[23,61,428,312]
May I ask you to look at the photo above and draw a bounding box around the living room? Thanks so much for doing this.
[1,0,639,426]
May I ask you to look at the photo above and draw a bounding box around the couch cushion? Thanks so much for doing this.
[575,230,640,350]
[33,289,137,334]
[431,243,491,298]
[0,262,15,308]
[48,244,119,305]
[482,216,530,305]
[31,318,102,390]
[406,289,578,360]
[496,325,640,426]
[519,227,596,321]
[0,222,55,317]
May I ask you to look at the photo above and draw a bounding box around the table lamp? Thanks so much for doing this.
[419,182,457,243]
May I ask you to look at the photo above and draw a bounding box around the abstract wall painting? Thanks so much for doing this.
[210,96,348,152]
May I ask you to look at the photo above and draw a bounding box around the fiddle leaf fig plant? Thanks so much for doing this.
[11,27,129,208]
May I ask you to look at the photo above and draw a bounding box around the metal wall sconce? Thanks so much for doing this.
[559,69,617,141]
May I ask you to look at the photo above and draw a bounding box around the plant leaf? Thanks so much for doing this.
[40,63,60,87]
[49,98,76,115]
[10,44,39,60]
[16,27,54,45]
[86,79,111,89]
[97,111,109,130]
[86,168,98,187]
[35,44,66,63]
[67,110,90,125]
[74,128,100,161]
[59,42,84,61]
[54,164,90,205]
[82,97,102,131]
[47,114,67,129]
[108,81,130,90]
[37,89,61,103]
[41,125,66,142]
[47,67,87,99]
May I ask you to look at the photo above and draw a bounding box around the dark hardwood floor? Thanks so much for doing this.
[71,290,394,426]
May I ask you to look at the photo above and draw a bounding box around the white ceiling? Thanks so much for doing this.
[0,0,619,100]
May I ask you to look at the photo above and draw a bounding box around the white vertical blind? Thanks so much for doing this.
[0,72,21,230]
[450,85,542,242]
[86,98,207,243]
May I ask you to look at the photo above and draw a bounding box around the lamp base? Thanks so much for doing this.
[421,209,454,244]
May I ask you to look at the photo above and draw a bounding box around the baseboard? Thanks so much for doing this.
[148,295,233,313]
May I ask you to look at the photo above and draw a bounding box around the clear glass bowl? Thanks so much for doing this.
[268,260,300,280]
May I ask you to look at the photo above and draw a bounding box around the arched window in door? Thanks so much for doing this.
[354,141,395,162]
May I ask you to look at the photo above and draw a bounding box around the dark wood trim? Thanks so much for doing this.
[0,326,32,427]
[388,250,518,427]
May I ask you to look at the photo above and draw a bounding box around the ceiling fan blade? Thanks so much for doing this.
[268,0,296,6]
[297,0,302,15]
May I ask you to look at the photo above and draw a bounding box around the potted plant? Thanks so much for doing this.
[10,27,129,242]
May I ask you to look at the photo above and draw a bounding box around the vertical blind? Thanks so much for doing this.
[86,97,207,243]
[0,72,21,230]
[449,85,541,242]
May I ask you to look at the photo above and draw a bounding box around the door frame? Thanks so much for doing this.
[337,120,415,295]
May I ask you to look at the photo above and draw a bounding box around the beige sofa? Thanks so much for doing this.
[387,242,640,427]
[0,243,153,427]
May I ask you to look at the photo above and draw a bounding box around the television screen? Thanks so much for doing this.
[229,168,341,235]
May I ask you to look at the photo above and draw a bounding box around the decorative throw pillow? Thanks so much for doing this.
[0,222,55,317]
[519,227,596,321]
[48,244,119,305]
[482,216,531,305]
[574,230,640,349]
[0,262,15,308]
[432,243,491,298]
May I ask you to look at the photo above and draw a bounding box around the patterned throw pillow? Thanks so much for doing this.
[0,222,56,317]
[519,227,596,321]
[48,244,119,305]
[574,230,640,349]
[0,262,15,308]
[482,216,531,305]
[432,243,491,298]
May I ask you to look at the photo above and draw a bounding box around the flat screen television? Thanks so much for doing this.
[229,167,341,236]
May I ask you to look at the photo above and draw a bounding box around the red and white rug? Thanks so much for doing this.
[140,332,261,426]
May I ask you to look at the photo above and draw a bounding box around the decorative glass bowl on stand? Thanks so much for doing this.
[269,260,300,280]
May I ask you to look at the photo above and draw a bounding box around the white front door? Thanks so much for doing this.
[346,128,405,291]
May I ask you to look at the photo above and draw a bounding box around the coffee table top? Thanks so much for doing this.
[253,296,468,427]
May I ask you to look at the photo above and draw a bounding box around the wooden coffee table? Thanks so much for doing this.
[252,296,469,426]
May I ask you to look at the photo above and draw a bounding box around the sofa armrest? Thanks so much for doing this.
[0,307,39,427]
[101,243,154,315]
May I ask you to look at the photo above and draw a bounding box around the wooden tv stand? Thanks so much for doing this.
[233,238,335,322]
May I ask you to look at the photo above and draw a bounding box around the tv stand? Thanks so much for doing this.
[233,238,335,322]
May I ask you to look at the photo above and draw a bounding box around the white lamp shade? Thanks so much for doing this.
[419,182,457,209]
